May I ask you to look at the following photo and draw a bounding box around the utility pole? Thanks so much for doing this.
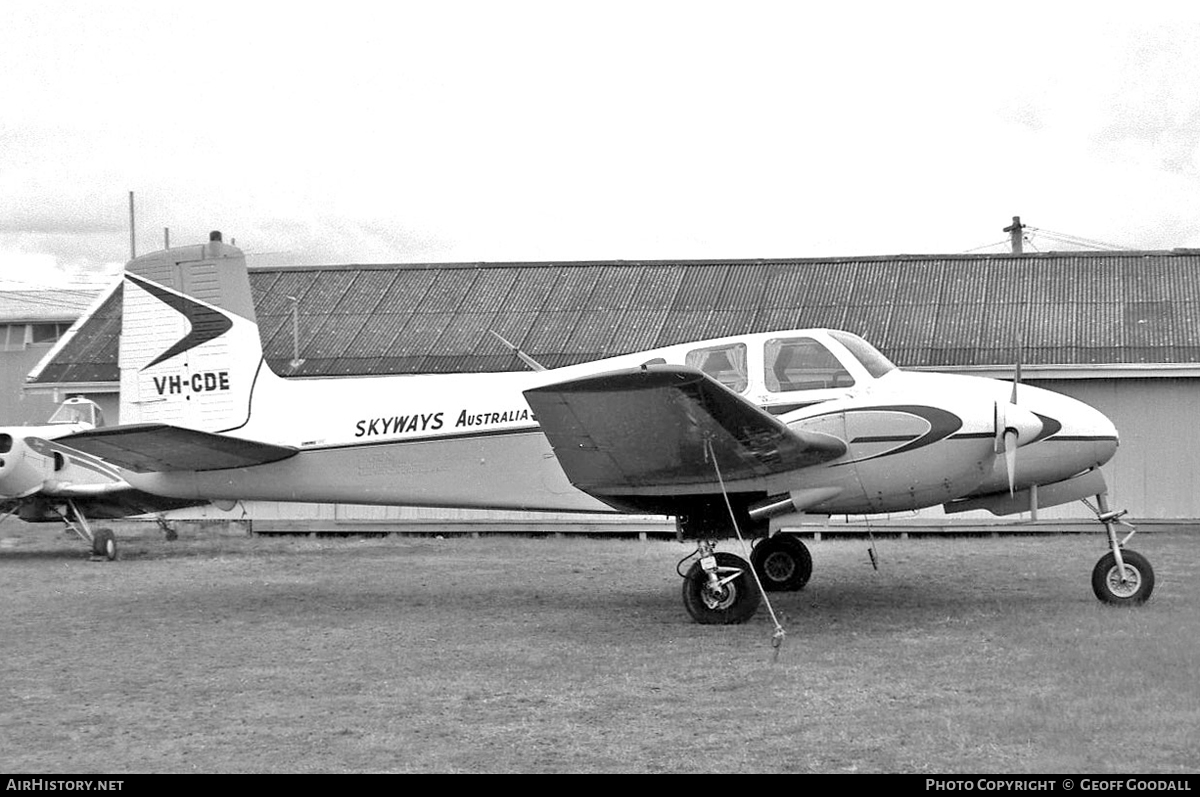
[1003,215,1024,254]
[128,191,136,259]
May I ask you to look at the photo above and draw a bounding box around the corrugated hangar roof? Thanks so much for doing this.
[0,289,101,323]
[29,250,1200,386]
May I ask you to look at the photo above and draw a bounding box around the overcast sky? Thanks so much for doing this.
[3,1,1200,288]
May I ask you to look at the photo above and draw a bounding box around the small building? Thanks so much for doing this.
[1,288,103,424]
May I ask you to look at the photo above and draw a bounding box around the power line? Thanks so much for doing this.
[1024,227,1132,251]
[960,238,1011,254]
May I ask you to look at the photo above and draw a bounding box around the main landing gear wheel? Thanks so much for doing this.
[751,535,813,592]
[1092,549,1154,605]
[682,551,761,624]
[91,528,117,561]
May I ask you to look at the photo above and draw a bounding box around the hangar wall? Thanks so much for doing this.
[1037,377,1200,520]
[1,345,61,424]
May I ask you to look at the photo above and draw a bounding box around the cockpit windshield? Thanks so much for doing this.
[47,399,104,427]
[828,330,897,378]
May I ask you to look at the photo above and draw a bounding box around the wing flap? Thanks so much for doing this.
[524,365,844,494]
[60,424,298,473]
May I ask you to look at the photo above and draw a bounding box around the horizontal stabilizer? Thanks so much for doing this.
[60,424,298,473]
[524,365,845,494]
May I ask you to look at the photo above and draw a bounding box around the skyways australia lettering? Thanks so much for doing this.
[355,413,445,438]
[455,408,532,427]
[353,408,534,438]
[152,371,231,395]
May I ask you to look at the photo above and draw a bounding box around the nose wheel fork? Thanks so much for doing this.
[1084,493,1153,605]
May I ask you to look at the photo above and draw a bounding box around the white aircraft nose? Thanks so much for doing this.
[1085,402,1119,462]
[1044,391,1120,471]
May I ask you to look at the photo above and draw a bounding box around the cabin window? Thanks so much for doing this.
[764,337,855,392]
[685,343,748,393]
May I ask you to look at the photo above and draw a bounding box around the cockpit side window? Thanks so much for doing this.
[764,337,855,393]
[685,343,748,393]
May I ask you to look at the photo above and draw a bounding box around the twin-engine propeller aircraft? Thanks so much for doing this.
[1,398,199,559]
[60,233,1152,623]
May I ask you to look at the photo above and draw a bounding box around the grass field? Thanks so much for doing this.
[1,524,1197,774]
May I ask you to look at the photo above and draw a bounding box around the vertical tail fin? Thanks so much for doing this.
[119,232,264,432]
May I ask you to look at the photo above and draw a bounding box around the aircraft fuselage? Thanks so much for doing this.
[118,334,1118,521]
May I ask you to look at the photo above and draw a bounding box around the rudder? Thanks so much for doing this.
[119,232,264,433]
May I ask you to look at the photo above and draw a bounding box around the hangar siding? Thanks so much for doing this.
[1038,377,1200,520]
[22,250,1200,522]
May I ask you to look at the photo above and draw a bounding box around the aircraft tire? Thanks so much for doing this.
[751,535,813,592]
[1091,549,1153,605]
[92,528,118,561]
[682,552,761,624]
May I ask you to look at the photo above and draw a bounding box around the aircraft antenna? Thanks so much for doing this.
[705,438,788,657]
[287,297,305,369]
[488,330,546,372]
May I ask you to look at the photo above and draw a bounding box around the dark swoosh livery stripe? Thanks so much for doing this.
[127,274,233,370]
[802,404,965,465]
[847,405,964,462]
[1030,413,1063,444]
[24,437,124,481]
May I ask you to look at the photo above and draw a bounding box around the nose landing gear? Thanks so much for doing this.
[1086,494,1153,605]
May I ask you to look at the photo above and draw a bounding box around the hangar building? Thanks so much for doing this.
[22,249,1200,524]
[1,289,103,424]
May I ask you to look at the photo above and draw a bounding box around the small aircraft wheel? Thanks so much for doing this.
[681,551,761,624]
[1091,549,1153,605]
[751,535,813,592]
[92,528,118,561]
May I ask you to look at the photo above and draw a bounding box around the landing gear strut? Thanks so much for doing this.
[751,534,813,592]
[681,541,761,624]
[1088,493,1152,605]
[57,499,117,561]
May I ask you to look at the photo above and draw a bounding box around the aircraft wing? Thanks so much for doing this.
[524,365,845,495]
[59,424,298,473]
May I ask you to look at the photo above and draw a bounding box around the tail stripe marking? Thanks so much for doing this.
[126,274,233,370]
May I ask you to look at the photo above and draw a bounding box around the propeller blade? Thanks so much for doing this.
[1004,428,1019,495]
[994,400,1005,454]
